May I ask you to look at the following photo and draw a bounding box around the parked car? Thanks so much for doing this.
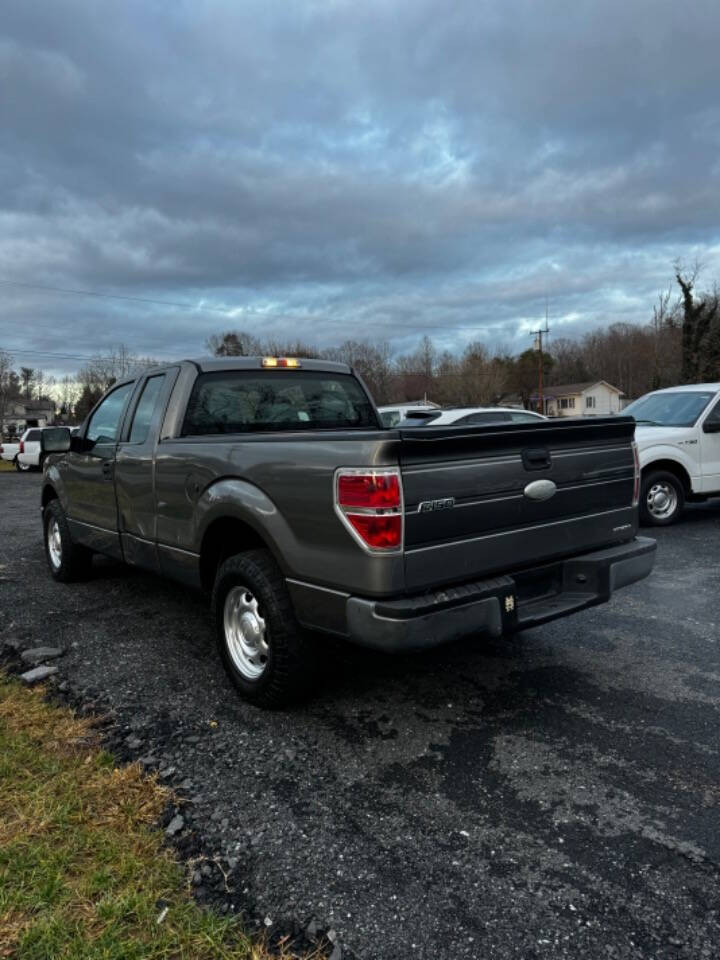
[0,439,21,467]
[39,356,655,706]
[399,406,547,427]
[16,428,47,471]
[0,428,44,471]
[624,383,720,525]
[377,403,439,427]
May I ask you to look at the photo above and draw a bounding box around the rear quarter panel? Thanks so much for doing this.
[154,432,406,597]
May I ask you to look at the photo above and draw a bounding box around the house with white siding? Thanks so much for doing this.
[532,381,624,417]
[1,398,56,435]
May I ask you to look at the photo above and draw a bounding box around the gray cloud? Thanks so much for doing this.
[2,0,720,376]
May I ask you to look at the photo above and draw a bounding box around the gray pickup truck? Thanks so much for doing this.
[40,356,656,706]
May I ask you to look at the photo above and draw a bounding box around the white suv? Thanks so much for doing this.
[625,384,720,525]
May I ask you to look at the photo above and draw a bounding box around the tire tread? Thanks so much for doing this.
[212,549,316,708]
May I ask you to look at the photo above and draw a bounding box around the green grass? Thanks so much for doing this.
[0,676,321,960]
[0,459,14,472]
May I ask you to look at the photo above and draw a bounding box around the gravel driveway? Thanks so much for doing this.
[1,472,719,960]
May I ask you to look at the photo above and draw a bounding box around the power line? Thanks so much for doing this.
[0,279,236,315]
[0,347,172,363]
[0,277,528,335]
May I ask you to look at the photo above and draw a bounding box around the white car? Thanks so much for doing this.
[377,404,440,427]
[399,406,546,427]
[0,439,21,466]
[16,428,47,471]
[625,383,720,525]
[0,427,78,472]
[0,428,44,472]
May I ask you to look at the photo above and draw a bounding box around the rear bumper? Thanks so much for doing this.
[344,536,656,652]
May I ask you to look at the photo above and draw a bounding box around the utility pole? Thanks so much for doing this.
[530,301,549,414]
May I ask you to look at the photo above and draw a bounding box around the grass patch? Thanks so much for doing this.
[0,459,14,472]
[0,676,321,960]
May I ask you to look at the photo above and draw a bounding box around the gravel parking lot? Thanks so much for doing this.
[1,472,719,960]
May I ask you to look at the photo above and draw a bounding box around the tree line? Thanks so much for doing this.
[2,270,719,429]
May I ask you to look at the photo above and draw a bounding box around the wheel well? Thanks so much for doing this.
[199,517,268,592]
[642,459,691,495]
[41,485,58,509]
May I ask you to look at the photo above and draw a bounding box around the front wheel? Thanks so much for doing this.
[43,500,94,582]
[15,457,31,472]
[211,549,318,708]
[639,470,685,526]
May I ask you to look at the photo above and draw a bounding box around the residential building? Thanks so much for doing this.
[1,398,56,436]
[532,381,624,417]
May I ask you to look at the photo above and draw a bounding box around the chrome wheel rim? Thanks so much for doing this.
[646,481,678,520]
[47,518,62,569]
[223,586,269,680]
[17,460,30,471]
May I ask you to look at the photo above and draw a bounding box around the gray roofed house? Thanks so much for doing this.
[1,398,56,435]
[530,380,624,417]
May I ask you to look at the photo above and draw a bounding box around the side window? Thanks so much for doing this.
[25,430,41,441]
[380,410,401,427]
[86,383,135,445]
[128,375,166,444]
[705,400,720,425]
[510,412,541,423]
[457,412,510,425]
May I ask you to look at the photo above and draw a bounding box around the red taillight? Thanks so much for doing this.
[19,440,24,454]
[335,468,403,552]
[337,473,401,509]
[632,441,640,507]
[346,513,402,549]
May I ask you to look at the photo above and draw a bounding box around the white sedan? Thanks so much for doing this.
[399,406,546,426]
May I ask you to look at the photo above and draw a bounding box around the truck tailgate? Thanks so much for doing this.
[399,417,637,591]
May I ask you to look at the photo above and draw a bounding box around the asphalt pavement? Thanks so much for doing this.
[1,472,719,960]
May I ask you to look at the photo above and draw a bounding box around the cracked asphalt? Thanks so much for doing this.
[1,471,719,959]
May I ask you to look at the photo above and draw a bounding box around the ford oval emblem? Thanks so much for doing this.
[523,478,557,501]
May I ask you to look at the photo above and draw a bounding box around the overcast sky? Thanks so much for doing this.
[2,0,720,377]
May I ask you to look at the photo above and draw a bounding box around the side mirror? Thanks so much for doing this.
[41,427,72,454]
[703,420,720,434]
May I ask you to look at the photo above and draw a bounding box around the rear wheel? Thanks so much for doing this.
[43,499,94,582]
[639,469,685,526]
[212,549,317,708]
[15,457,30,472]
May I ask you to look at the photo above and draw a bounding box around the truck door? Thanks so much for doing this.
[114,368,179,572]
[700,398,720,491]
[64,380,136,559]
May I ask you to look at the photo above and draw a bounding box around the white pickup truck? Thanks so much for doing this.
[623,383,720,525]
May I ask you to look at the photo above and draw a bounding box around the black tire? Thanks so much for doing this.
[212,549,317,708]
[15,457,31,473]
[639,469,685,526]
[43,499,94,582]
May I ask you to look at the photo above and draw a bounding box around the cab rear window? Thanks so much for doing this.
[181,370,378,435]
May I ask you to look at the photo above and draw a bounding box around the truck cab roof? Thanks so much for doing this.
[187,356,352,375]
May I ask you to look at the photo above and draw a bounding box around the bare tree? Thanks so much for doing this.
[323,340,393,403]
[675,269,720,383]
[0,349,13,434]
[206,330,264,356]
[20,367,34,400]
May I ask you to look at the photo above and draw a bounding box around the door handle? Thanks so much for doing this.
[102,460,114,480]
[522,447,551,471]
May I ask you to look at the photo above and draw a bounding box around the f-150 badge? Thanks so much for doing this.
[523,479,557,501]
[418,497,456,512]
